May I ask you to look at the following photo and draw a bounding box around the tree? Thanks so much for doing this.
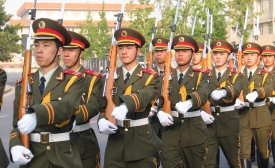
[78,2,111,61]
[0,0,22,62]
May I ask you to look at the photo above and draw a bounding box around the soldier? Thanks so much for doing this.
[157,35,209,168]
[203,41,243,168]
[148,37,169,167]
[62,31,101,168]
[0,68,9,167]
[98,28,162,167]
[234,42,273,168]
[192,41,204,69]
[9,18,84,167]
[261,45,275,167]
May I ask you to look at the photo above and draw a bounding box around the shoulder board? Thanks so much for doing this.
[0,68,2,71]
[142,68,158,76]
[193,68,203,72]
[170,68,175,72]
[63,70,83,77]
[84,70,101,77]
[102,73,107,77]
[203,69,211,73]
[260,69,269,73]
[16,78,22,85]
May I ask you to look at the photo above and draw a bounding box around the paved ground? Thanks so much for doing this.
[1,71,274,168]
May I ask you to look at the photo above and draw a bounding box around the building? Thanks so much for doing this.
[227,0,274,45]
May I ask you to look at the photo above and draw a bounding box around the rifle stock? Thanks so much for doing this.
[202,56,212,115]
[162,51,172,115]
[104,45,117,125]
[19,50,32,148]
[147,51,153,69]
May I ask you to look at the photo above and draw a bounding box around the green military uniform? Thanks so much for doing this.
[260,45,275,167]
[99,28,162,168]
[9,18,84,168]
[158,35,209,168]
[150,37,169,167]
[238,42,273,167]
[0,68,9,168]
[204,41,243,168]
[63,31,101,168]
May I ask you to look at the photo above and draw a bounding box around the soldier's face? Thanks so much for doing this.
[154,50,166,64]
[175,49,193,66]
[262,55,275,67]
[212,52,229,67]
[243,53,259,68]
[34,40,63,68]
[192,52,202,65]
[62,48,83,68]
[118,45,140,64]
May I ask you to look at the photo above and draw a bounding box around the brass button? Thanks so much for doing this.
[147,131,150,134]
[192,88,194,90]
[58,97,62,100]
[46,146,51,150]
[181,120,184,123]
[70,148,72,152]
[217,113,219,116]
[125,128,128,131]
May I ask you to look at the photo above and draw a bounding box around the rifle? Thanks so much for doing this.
[254,15,259,43]
[237,7,249,102]
[202,8,212,114]
[19,0,37,149]
[147,2,160,69]
[57,0,65,25]
[191,15,197,36]
[103,0,126,125]
[230,23,238,69]
[162,0,181,115]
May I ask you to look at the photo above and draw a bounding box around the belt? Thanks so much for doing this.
[244,100,265,108]
[171,110,201,118]
[210,105,235,113]
[117,118,149,128]
[30,132,70,144]
[71,122,90,133]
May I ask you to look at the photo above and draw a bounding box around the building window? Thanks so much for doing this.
[259,23,263,35]
[259,0,263,12]
[269,22,273,34]
[269,0,273,18]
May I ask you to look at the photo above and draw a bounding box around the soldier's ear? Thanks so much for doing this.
[137,47,141,56]
[57,47,63,56]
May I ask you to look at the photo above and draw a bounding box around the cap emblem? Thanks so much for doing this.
[157,39,162,43]
[179,37,184,42]
[38,21,46,29]
[247,44,251,48]
[121,30,127,37]
[216,41,221,46]
[266,46,270,50]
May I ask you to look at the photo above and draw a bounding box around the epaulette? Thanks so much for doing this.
[142,68,158,76]
[0,68,2,71]
[63,70,83,77]
[203,68,211,74]
[260,69,269,73]
[84,70,101,77]
[193,68,203,72]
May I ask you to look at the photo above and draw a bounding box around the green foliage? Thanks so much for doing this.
[0,0,23,62]
[78,2,111,60]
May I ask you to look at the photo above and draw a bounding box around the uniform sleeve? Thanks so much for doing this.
[0,69,7,107]
[29,76,85,127]
[9,84,23,158]
[222,73,243,101]
[76,76,102,125]
[254,73,273,98]
[98,76,107,121]
[120,75,160,113]
[187,72,208,110]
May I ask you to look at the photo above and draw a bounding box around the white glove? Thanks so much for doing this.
[98,118,118,135]
[268,97,275,104]
[210,89,227,100]
[201,111,215,124]
[157,111,174,126]
[175,100,192,114]
[18,113,37,134]
[149,106,158,117]
[11,145,33,165]
[246,91,258,103]
[234,98,245,109]
[111,103,128,121]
